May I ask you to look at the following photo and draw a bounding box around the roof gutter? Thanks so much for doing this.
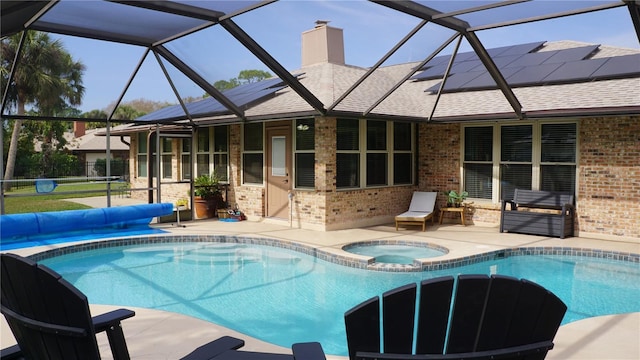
[427,106,640,123]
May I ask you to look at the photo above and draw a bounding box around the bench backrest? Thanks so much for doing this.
[513,189,574,209]
[344,275,567,360]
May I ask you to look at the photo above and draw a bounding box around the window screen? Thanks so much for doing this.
[137,133,147,177]
[243,153,263,184]
[541,123,576,163]
[501,125,532,162]
[337,153,359,188]
[295,119,315,189]
[366,153,387,186]
[367,120,386,151]
[296,153,315,188]
[337,119,359,150]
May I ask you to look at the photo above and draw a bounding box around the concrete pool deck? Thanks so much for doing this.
[1,198,639,359]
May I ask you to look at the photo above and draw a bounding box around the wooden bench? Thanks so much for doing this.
[500,189,575,239]
[344,275,566,360]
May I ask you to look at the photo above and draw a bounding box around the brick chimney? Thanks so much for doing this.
[301,20,345,67]
[73,121,86,137]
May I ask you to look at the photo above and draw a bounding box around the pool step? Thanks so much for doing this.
[172,253,261,265]
[124,243,301,265]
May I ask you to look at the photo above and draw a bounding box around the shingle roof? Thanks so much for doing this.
[231,40,640,122]
[133,40,640,125]
[67,129,130,152]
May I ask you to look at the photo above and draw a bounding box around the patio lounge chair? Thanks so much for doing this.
[344,274,567,360]
[395,192,437,231]
[0,253,247,360]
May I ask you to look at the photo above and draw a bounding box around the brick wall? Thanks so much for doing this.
[126,115,639,239]
[578,116,640,238]
[418,116,640,238]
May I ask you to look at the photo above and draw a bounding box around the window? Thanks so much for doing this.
[336,119,360,188]
[463,126,492,199]
[393,122,413,185]
[181,139,191,181]
[463,122,577,202]
[540,123,576,193]
[367,120,387,186]
[194,127,229,181]
[336,119,415,189]
[243,123,263,184]
[196,129,210,177]
[213,126,228,182]
[161,138,172,179]
[148,136,172,179]
[137,133,147,177]
[500,125,532,200]
[295,118,315,188]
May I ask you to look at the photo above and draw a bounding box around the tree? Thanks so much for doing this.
[237,69,271,84]
[1,31,85,189]
[213,78,240,92]
[211,69,272,93]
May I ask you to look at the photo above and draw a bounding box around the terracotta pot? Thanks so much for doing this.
[194,197,216,219]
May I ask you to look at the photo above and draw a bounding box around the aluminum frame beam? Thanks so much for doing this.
[154,45,246,120]
[219,18,327,116]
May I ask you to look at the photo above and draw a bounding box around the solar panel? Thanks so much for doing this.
[411,64,448,81]
[423,55,451,67]
[542,58,608,83]
[590,54,640,79]
[505,51,557,68]
[426,71,485,93]
[137,103,187,121]
[457,67,524,90]
[492,54,523,68]
[137,77,288,121]
[542,45,599,64]
[416,41,640,94]
[506,63,563,86]
[497,41,546,56]
[453,51,479,62]
[451,59,483,73]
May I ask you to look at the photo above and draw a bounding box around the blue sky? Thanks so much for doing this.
[51,1,639,113]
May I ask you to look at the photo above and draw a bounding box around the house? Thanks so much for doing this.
[112,22,639,240]
[67,122,130,178]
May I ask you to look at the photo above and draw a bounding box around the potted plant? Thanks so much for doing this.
[175,198,189,210]
[193,173,224,219]
[444,190,468,208]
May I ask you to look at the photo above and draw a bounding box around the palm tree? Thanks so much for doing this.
[1,31,85,190]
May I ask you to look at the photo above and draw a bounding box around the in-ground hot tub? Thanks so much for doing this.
[343,241,448,265]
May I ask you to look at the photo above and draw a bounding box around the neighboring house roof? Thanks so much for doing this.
[66,128,130,152]
[133,40,639,125]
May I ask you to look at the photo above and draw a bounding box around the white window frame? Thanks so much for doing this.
[336,119,415,190]
[462,120,578,203]
[194,127,229,180]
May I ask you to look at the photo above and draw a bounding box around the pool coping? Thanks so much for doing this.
[26,233,640,272]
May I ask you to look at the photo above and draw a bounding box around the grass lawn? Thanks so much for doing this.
[2,182,127,214]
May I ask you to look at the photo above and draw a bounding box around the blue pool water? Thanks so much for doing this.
[344,243,446,264]
[0,228,167,251]
[40,242,640,356]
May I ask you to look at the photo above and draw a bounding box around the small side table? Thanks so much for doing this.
[172,205,187,228]
[439,206,466,226]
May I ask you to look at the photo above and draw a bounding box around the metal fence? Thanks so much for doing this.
[10,160,130,190]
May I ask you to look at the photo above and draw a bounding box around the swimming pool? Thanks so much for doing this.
[38,239,640,356]
[343,241,447,265]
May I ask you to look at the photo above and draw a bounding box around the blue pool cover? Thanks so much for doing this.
[0,203,173,250]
